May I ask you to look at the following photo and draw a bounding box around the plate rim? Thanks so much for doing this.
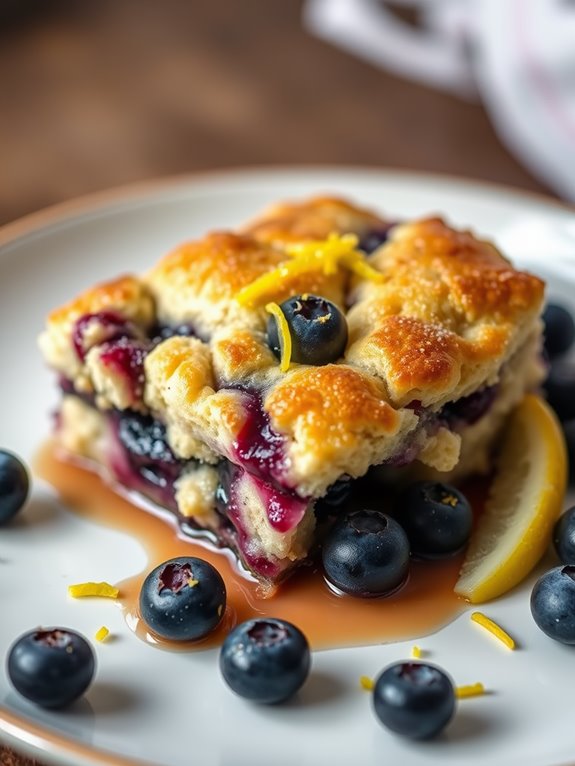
[1,165,574,252]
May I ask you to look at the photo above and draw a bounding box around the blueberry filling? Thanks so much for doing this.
[110,412,183,510]
[359,224,395,255]
[439,385,498,429]
[98,337,150,402]
[72,311,139,362]
[231,389,289,487]
[150,323,197,343]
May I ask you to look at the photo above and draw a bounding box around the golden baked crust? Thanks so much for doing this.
[346,217,544,407]
[243,195,386,244]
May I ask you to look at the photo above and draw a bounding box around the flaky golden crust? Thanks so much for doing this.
[243,195,386,244]
[346,218,544,406]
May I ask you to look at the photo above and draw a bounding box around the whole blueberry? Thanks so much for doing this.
[267,294,348,366]
[544,360,575,422]
[543,303,575,359]
[553,507,575,564]
[397,481,473,559]
[139,557,226,641]
[322,510,410,598]
[7,628,95,708]
[373,662,455,740]
[219,618,310,704]
[531,565,575,644]
[0,450,29,524]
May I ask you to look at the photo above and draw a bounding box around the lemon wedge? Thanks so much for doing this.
[455,395,568,603]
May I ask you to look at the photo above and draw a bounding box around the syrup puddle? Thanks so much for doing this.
[35,442,470,651]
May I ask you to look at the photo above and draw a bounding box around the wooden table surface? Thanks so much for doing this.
[0,1,556,764]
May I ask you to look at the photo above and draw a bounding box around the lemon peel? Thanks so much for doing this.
[95,626,110,642]
[411,645,422,659]
[235,232,384,308]
[456,683,485,699]
[265,302,292,372]
[471,612,515,650]
[455,395,567,603]
[68,582,120,599]
[360,675,375,691]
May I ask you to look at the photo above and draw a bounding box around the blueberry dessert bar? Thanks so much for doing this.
[39,197,546,591]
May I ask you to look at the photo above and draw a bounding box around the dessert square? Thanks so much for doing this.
[39,196,546,591]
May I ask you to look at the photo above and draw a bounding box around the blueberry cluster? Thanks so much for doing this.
[528,303,575,645]
[542,302,575,476]
[321,481,473,598]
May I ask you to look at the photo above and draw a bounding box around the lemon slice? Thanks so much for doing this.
[455,394,568,603]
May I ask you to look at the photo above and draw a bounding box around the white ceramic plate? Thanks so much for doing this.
[1,168,574,766]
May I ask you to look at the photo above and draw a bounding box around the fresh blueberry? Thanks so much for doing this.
[563,420,575,483]
[531,565,575,644]
[396,481,473,559]
[322,510,410,597]
[544,360,575,422]
[267,294,348,366]
[139,557,226,641]
[372,661,455,740]
[543,303,575,359]
[0,450,29,524]
[553,507,575,564]
[219,618,310,704]
[7,628,95,708]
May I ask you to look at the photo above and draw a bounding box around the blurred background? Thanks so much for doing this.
[2,0,572,229]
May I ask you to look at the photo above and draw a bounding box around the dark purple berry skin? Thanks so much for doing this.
[267,294,348,366]
[543,303,575,359]
[531,566,575,644]
[7,628,95,708]
[397,481,473,559]
[219,618,310,704]
[139,557,226,641]
[553,507,575,564]
[322,510,410,598]
[372,662,455,740]
[544,360,575,422]
[0,450,29,524]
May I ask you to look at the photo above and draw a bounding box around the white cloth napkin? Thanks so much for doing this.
[304,0,575,201]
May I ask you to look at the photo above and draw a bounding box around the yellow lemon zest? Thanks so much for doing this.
[471,612,515,650]
[411,645,422,659]
[360,675,375,691]
[265,302,292,372]
[95,626,110,643]
[68,582,120,599]
[187,578,199,588]
[456,682,485,699]
[235,233,384,308]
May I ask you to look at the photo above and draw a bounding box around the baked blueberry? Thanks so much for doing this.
[544,360,575,422]
[219,618,310,704]
[7,628,95,708]
[267,294,348,366]
[372,661,455,740]
[0,450,29,524]
[531,566,575,644]
[543,303,575,358]
[139,557,226,641]
[396,481,473,559]
[553,507,575,564]
[322,510,410,597]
